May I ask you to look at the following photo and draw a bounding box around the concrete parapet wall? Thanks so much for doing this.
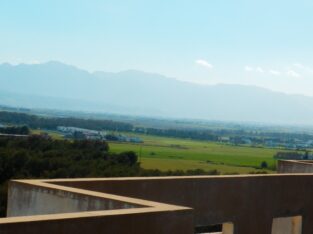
[51,175,313,234]
[277,160,313,173]
[0,209,193,234]
[2,174,313,234]
[7,181,139,217]
[3,179,193,234]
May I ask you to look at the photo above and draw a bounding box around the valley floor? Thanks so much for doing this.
[33,129,284,174]
[108,134,278,174]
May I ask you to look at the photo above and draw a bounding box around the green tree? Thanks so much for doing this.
[260,161,268,169]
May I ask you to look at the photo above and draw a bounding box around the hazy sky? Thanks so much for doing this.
[1,0,313,96]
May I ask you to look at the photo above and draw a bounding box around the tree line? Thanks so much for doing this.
[0,125,30,135]
[135,127,219,141]
[4,110,310,145]
[274,151,309,160]
[0,112,221,141]
[0,111,133,131]
[0,135,220,217]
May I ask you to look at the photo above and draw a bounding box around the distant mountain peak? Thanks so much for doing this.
[1,62,313,124]
[0,62,12,66]
[43,60,66,66]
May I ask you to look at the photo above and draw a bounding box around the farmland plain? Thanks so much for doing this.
[108,134,282,174]
[32,129,285,174]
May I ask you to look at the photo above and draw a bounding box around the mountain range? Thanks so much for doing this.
[1,61,313,125]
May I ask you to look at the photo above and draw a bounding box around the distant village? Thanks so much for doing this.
[56,126,143,143]
[1,120,313,150]
[219,135,313,150]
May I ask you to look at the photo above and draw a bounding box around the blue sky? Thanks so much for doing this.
[1,0,313,95]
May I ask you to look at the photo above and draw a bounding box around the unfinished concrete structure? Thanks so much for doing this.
[1,174,313,234]
[278,160,313,173]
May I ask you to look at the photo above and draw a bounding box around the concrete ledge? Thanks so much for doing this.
[2,178,193,234]
[2,174,313,233]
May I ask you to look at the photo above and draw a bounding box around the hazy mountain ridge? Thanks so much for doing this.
[1,61,313,124]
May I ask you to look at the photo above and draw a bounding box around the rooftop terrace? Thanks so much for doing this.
[1,174,312,234]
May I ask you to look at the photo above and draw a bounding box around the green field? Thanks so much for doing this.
[33,129,285,174]
[109,134,282,174]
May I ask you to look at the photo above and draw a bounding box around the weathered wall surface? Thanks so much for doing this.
[7,181,139,217]
[53,175,313,234]
[277,160,313,173]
